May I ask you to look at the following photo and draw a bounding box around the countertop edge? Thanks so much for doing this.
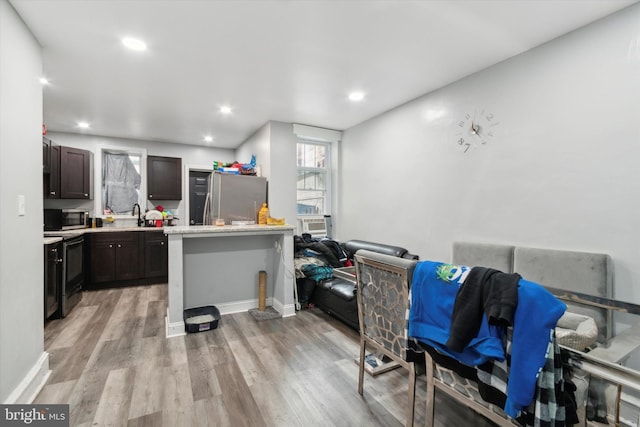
[164,224,296,235]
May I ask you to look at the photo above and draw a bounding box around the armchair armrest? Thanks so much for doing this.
[342,239,416,260]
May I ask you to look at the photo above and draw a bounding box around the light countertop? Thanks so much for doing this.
[43,236,64,245]
[43,224,295,243]
[43,226,168,244]
[164,224,295,235]
[44,226,167,236]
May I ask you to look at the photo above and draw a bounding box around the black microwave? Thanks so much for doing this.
[44,209,89,231]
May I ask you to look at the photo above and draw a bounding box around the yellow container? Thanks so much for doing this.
[267,217,285,225]
[258,203,269,225]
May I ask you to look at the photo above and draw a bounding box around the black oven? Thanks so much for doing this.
[61,234,84,317]
[44,209,89,231]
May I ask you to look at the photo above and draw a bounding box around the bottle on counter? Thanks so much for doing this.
[258,203,269,225]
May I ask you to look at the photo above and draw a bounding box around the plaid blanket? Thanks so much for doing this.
[476,329,566,426]
[421,328,568,427]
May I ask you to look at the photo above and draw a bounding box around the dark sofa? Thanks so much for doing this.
[306,239,419,330]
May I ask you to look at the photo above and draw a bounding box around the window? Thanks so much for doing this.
[297,140,330,215]
[100,149,143,215]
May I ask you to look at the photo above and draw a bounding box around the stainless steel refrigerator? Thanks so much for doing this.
[203,173,267,225]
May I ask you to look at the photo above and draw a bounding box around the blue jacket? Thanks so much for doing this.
[408,261,506,366]
[504,278,566,417]
[408,261,566,418]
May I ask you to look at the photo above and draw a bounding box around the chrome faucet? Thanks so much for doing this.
[132,203,143,227]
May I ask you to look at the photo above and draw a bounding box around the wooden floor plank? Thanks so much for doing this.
[126,411,163,427]
[67,368,111,426]
[91,367,136,426]
[185,342,221,401]
[191,396,232,427]
[38,283,499,426]
[159,363,196,426]
[142,300,165,338]
[249,379,306,426]
[33,379,77,405]
[47,305,99,350]
[127,359,166,419]
[217,362,267,427]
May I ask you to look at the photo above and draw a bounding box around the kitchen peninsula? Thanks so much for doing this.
[164,224,297,337]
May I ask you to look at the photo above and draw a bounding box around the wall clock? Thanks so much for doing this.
[455,108,499,153]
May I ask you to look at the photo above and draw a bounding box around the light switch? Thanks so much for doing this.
[18,195,25,216]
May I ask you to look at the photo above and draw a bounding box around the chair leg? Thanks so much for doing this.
[406,362,416,427]
[358,338,366,395]
[425,355,435,427]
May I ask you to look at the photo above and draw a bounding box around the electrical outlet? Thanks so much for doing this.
[18,195,25,216]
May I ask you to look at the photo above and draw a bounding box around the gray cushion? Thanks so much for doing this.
[451,242,515,273]
[513,246,613,343]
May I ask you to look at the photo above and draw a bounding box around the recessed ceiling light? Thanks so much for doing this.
[348,91,365,102]
[204,135,213,143]
[39,77,49,85]
[77,122,90,129]
[219,106,232,115]
[122,37,147,51]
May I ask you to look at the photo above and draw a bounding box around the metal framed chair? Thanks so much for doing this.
[354,249,422,427]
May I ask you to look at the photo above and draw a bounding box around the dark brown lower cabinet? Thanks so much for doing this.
[44,241,62,320]
[144,231,168,278]
[90,232,143,284]
[88,230,168,288]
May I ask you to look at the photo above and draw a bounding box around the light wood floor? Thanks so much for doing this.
[37,284,496,426]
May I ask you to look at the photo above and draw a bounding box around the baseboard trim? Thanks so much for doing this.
[3,352,50,404]
[213,297,273,315]
[272,298,297,317]
[165,310,186,338]
[165,297,297,338]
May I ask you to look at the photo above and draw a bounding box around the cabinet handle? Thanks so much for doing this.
[84,193,88,197]
[117,244,122,248]
[55,258,63,264]
[50,191,56,195]
[109,244,113,248]
[160,242,164,245]
[149,194,153,198]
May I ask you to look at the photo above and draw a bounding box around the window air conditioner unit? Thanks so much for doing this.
[297,216,328,238]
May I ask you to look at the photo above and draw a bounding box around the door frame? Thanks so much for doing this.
[184,163,212,227]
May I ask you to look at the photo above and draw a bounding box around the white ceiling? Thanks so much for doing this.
[10,0,638,149]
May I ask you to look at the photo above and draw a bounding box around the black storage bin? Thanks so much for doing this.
[296,277,317,304]
[184,305,221,333]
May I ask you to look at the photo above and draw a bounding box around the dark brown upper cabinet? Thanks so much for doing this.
[44,142,92,200]
[60,146,92,199]
[44,143,61,198]
[43,136,51,174]
[147,155,182,200]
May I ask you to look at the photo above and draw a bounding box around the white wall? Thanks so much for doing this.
[0,0,48,402]
[340,4,640,303]
[236,121,297,226]
[268,121,297,225]
[45,132,236,224]
[236,122,271,180]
